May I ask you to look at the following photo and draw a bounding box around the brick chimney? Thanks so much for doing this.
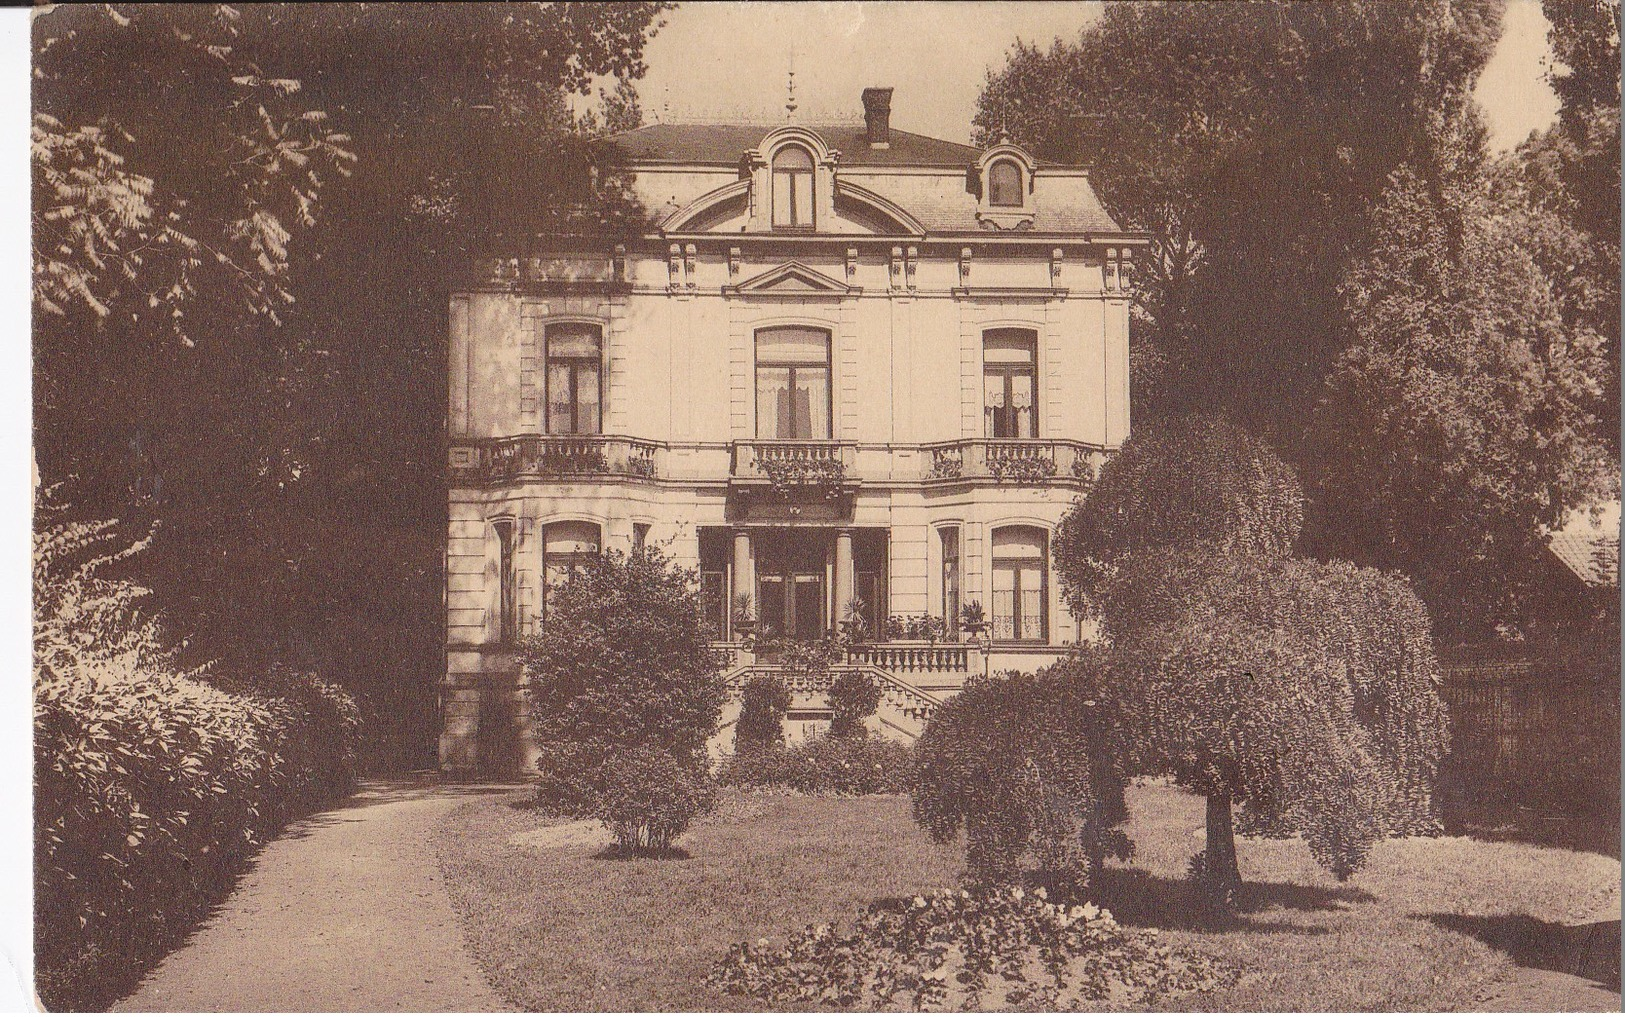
[862,87,893,149]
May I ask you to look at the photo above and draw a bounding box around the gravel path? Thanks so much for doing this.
[114,776,522,1013]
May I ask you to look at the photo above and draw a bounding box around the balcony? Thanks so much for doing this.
[449,435,1107,489]
[448,435,662,484]
[921,439,1103,485]
[728,440,859,500]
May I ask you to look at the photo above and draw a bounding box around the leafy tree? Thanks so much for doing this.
[735,672,792,752]
[985,1,1615,641]
[1053,414,1302,631]
[976,0,1503,428]
[519,546,727,807]
[1309,163,1616,637]
[33,3,671,764]
[827,671,881,739]
[1053,416,1448,897]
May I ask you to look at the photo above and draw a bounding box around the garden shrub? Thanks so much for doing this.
[707,884,1238,1010]
[1051,415,1449,896]
[520,545,727,809]
[592,746,717,854]
[718,734,915,796]
[911,666,1128,892]
[828,670,881,739]
[33,511,362,1012]
[735,671,791,751]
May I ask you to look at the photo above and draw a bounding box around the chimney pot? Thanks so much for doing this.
[862,87,893,149]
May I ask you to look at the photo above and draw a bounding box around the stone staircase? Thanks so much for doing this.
[717,659,949,743]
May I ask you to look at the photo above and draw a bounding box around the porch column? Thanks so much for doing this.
[834,528,856,623]
[732,527,754,625]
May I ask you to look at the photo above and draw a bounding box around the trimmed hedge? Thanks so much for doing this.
[718,734,915,796]
[34,513,362,1011]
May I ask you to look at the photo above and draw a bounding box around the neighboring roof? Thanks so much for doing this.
[1547,502,1621,589]
[606,122,1059,168]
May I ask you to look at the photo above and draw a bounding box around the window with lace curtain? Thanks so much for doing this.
[984,328,1037,438]
[988,159,1023,207]
[755,326,831,439]
[991,525,1047,642]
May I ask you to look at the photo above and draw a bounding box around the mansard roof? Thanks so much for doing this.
[607,122,1040,168]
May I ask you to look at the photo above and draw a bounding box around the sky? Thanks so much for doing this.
[629,0,1561,152]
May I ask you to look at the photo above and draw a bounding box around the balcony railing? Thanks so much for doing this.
[450,435,662,483]
[729,440,858,495]
[847,642,969,675]
[449,436,1107,487]
[922,439,1103,484]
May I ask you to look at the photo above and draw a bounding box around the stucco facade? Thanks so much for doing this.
[443,90,1144,773]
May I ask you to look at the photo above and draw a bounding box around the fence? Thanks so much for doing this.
[1440,650,1620,814]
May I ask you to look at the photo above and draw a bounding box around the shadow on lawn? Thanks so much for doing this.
[1091,866,1373,934]
[1422,914,1621,991]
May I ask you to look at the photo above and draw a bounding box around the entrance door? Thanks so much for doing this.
[756,532,829,641]
[758,570,825,641]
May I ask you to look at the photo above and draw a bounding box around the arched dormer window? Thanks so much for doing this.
[772,146,814,229]
[988,159,1023,207]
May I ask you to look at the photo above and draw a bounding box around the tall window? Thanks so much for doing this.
[940,527,960,639]
[991,526,1047,642]
[545,322,602,434]
[772,146,814,228]
[493,519,517,643]
[542,521,601,618]
[984,329,1038,438]
[756,327,831,439]
[988,159,1022,207]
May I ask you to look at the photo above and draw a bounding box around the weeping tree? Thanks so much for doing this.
[1054,415,1447,899]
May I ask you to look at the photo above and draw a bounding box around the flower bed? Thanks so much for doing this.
[707,884,1238,1010]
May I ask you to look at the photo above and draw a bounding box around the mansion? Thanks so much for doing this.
[442,89,1144,772]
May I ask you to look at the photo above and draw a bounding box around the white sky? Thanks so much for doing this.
[634,0,1560,151]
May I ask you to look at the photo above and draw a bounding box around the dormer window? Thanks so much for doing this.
[772,146,814,228]
[988,159,1023,207]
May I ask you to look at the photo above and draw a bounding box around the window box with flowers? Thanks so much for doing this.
[988,449,1056,483]
[755,454,848,500]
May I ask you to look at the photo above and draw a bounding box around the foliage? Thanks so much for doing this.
[520,545,728,807]
[734,672,792,752]
[590,745,717,854]
[1054,414,1303,628]
[1053,420,1448,888]
[884,613,949,641]
[979,2,1615,640]
[755,454,848,500]
[977,0,1503,427]
[33,3,671,763]
[828,671,882,739]
[912,668,1129,892]
[1073,556,1447,885]
[987,449,1057,483]
[718,735,916,796]
[1310,163,1616,636]
[33,502,361,1011]
[706,884,1239,1010]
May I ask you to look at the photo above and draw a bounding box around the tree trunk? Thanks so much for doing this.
[1204,793,1242,901]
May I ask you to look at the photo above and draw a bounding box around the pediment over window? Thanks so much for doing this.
[726,261,856,297]
[661,177,927,237]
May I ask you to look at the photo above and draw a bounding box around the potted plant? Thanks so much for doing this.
[960,601,987,637]
[732,593,757,638]
[839,597,871,646]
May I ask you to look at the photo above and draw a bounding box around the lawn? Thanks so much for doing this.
[435,782,1620,1011]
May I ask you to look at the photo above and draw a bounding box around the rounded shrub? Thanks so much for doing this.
[735,671,792,752]
[828,670,881,739]
[593,746,717,854]
[911,663,1128,892]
